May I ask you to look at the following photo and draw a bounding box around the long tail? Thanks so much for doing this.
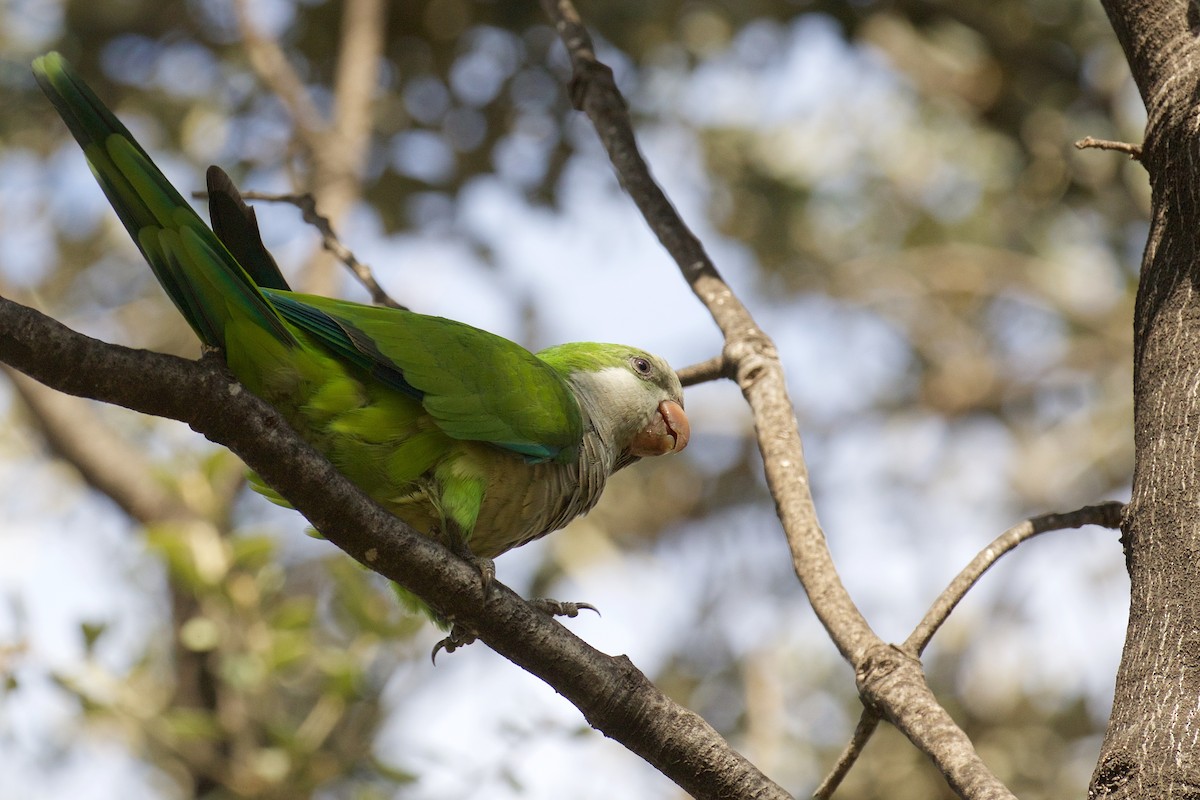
[32,52,293,350]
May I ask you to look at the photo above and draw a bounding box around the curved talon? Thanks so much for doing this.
[429,545,495,664]
[431,624,478,664]
[430,599,598,663]
[532,599,601,619]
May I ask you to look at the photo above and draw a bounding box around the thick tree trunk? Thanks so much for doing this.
[1093,1,1200,795]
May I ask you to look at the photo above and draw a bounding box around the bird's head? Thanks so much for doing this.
[538,342,689,460]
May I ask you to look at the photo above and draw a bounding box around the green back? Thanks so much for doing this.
[265,291,584,461]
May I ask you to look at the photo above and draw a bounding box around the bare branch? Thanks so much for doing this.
[196,187,405,309]
[813,710,880,800]
[812,499,1126,800]
[1074,136,1143,159]
[541,2,1022,796]
[856,644,1015,799]
[232,0,326,148]
[232,0,384,296]
[3,365,187,523]
[904,502,1125,656]
[542,0,873,658]
[676,355,731,386]
[0,293,788,800]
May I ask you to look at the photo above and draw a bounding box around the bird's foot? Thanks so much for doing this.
[439,524,495,593]
[472,555,496,592]
[531,598,600,619]
[429,599,599,663]
[427,545,493,663]
[431,623,477,664]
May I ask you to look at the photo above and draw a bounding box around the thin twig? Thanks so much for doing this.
[813,710,881,800]
[194,188,405,309]
[904,502,1125,656]
[676,355,731,386]
[1074,136,1143,159]
[238,190,405,309]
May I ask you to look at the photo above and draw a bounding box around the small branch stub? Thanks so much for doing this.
[676,355,731,387]
[1074,136,1143,159]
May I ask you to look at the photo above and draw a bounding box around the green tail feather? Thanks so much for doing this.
[33,52,293,351]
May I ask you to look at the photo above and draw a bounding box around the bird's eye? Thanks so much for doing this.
[631,356,652,376]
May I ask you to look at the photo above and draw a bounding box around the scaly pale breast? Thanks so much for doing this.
[464,431,615,559]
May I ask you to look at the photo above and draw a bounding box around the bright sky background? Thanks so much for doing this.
[0,7,1132,799]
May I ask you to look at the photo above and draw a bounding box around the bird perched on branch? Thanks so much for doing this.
[33,52,689,649]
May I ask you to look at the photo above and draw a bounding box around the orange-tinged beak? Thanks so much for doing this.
[630,399,690,457]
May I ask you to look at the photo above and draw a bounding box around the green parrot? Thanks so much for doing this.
[33,53,689,630]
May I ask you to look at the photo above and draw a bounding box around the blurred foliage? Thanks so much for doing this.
[51,469,421,797]
[0,0,1142,797]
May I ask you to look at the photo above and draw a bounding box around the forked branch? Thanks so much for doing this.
[817,502,1125,797]
[540,1,1017,797]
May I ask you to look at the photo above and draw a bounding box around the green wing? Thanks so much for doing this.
[264,292,584,462]
[33,52,293,350]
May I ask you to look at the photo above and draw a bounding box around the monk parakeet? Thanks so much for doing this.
[33,53,689,628]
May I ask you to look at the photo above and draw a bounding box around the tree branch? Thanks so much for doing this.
[0,293,787,800]
[812,710,880,799]
[1074,136,1143,159]
[819,502,1125,794]
[195,186,405,309]
[905,502,1126,656]
[676,354,731,386]
[542,0,872,662]
[1089,3,1200,795]
[540,2,1016,796]
[4,365,187,523]
[855,644,1014,799]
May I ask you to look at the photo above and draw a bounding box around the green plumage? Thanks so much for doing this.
[34,52,688,567]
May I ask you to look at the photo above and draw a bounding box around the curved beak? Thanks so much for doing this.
[630,399,690,457]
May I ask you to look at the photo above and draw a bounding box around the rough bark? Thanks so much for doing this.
[1093,0,1200,795]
